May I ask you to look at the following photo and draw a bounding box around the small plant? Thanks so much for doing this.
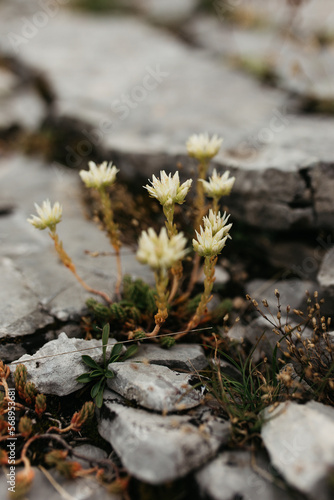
[27,133,235,341]
[76,324,138,407]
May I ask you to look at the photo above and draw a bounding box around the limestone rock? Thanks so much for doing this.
[0,154,149,337]
[196,450,293,500]
[107,362,203,412]
[97,389,230,484]
[318,247,334,314]
[129,343,208,371]
[10,332,118,396]
[261,401,334,499]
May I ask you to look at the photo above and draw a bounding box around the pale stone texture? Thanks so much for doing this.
[261,401,334,500]
[97,389,230,484]
[196,450,294,500]
[9,332,119,396]
[0,154,148,338]
[129,343,208,371]
[107,362,203,412]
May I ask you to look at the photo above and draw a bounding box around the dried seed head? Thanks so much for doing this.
[275,289,280,298]
[262,299,269,307]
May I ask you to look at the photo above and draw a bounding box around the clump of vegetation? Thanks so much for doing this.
[27,133,235,342]
[203,289,334,446]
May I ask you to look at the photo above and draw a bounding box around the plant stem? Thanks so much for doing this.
[49,231,112,304]
[176,255,217,340]
[98,188,122,298]
[147,269,169,337]
[163,203,183,304]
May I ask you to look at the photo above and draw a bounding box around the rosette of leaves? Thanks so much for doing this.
[77,324,138,407]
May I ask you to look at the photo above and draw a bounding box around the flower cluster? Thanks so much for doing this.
[137,227,188,270]
[186,133,223,162]
[203,209,232,237]
[193,214,232,258]
[200,169,235,199]
[144,171,192,207]
[27,199,62,231]
[79,161,119,189]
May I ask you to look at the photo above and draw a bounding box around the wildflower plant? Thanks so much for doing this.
[27,132,235,342]
[80,161,122,296]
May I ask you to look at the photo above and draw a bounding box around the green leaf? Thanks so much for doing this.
[108,343,123,364]
[82,355,101,370]
[89,369,104,378]
[105,370,115,379]
[91,378,104,399]
[121,344,138,361]
[95,382,106,408]
[76,373,93,383]
[102,323,110,366]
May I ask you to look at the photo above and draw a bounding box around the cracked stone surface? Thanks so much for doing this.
[0,154,149,338]
[9,332,119,396]
[129,343,208,371]
[97,389,230,484]
[0,7,333,230]
[261,401,334,500]
[196,450,294,500]
[107,362,203,412]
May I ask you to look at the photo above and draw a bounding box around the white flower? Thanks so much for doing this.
[193,225,229,257]
[137,227,188,270]
[144,171,192,207]
[199,169,235,199]
[186,133,223,161]
[79,161,119,189]
[27,199,62,231]
[203,209,232,237]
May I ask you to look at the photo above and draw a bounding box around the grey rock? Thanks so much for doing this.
[0,154,150,337]
[185,12,334,101]
[246,278,316,313]
[74,444,108,468]
[196,450,293,500]
[1,10,286,157]
[0,342,27,363]
[107,361,203,412]
[0,86,46,131]
[261,401,334,499]
[318,247,334,314]
[319,248,334,286]
[97,389,230,484]
[0,466,120,500]
[139,0,199,24]
[9,332,119,396]
[227,316,313,363]
[129,343,208,371]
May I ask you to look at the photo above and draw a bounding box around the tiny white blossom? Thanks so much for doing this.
[186,133,223,161]
[137,227,188,270]
[199,169,235,198]
[79,161,119,189]
[193,225,229,257]
[27,199,62,231]
[203,209,232,237]
[144,171,192,207]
